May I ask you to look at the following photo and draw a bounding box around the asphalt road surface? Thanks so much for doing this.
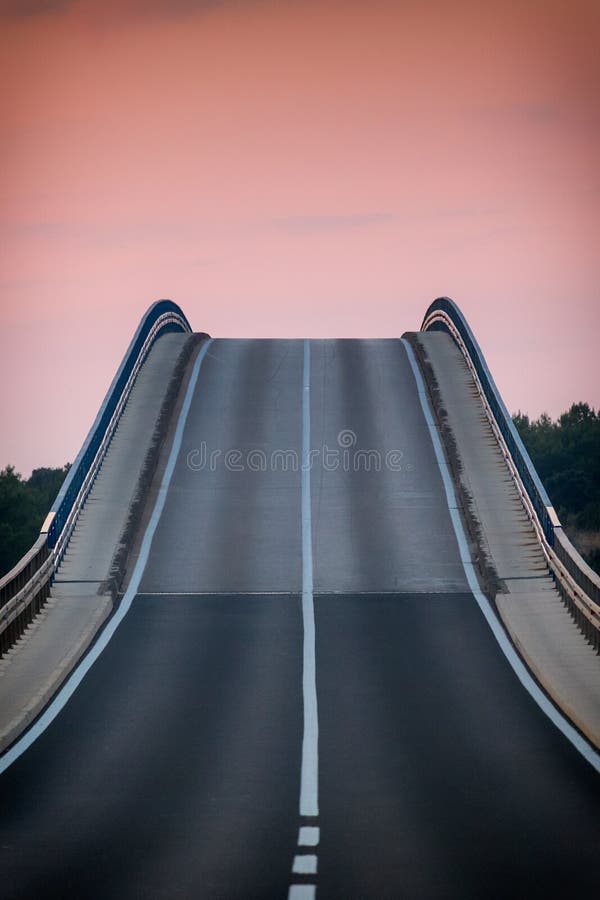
[1,339,599,899]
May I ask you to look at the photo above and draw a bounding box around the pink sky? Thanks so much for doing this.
[1,0,599,475]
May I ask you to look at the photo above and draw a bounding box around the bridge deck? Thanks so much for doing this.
[1,337,599,899]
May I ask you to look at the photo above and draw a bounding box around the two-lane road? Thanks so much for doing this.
[1,338,599,899]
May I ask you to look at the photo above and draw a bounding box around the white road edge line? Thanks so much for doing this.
[300,338,320,816]
[0,339,214,775]
[401,338,600,775]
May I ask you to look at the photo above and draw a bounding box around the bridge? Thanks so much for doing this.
[1,298,599,899]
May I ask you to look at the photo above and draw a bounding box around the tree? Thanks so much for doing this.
[0,464,70,578]
[513,404,600,573]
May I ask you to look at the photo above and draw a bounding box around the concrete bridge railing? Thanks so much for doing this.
[422,297,600,650]
[0,300,192,655]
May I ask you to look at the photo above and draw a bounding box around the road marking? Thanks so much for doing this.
[288,887,316,900]
[298,826,320,846]
[300,338,319,816]
[0,339,213,774]
[401,338,600,775]
[136,591,295,597]
[293,854,318,875]
[288,339,320,899]
[139,589,469,598]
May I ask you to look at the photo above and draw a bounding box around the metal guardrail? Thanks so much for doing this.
[421,296,600,648]
[0,300,192,655]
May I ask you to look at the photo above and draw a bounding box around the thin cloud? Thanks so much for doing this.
[434,207,503,218]
[0,0,246,19]
[471,101,560,126]
[272,213,397,235]
[6,210,504,246]
[0,0,75,16]
[123,0,238,17]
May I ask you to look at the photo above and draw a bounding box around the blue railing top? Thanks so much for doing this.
[421,296,555,536]
[46,299,191,547]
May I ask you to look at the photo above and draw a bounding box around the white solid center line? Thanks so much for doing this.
[300,338,319,817]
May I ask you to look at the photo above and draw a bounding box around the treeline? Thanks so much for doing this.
[513,402,600,573]
[0,465,70,578]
